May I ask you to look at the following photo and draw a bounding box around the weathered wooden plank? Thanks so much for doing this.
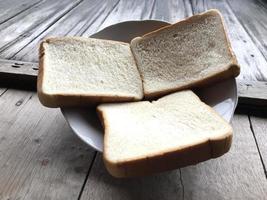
[96,0,154,31]
[0,59,38,76]
[0,0,43,25]
[228,0,267,61]
[181,115,267,199]
[238,81,267,107]
[150,0,193,21]
[0,89,95,200]
[250,116,267,178]
[0,0,83,59]
[97,0,192,32]
[78,0,121,36]
[0,59,38,89]
[190,0,267,81]
[12,0,120,62]
[80,154,183,200]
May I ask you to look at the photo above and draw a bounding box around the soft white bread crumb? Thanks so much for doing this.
[38,37,143,107]
[131,9,240,98]
[98,90,233,177]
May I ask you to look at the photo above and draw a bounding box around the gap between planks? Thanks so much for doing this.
[248,115,267,179]
[0,88,8,97]
[0,0,44,26]
[77,152,97,200]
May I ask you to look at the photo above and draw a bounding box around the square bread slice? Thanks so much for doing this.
[130,9,240,98]
[38,37,143,107]
[98,90,233,178]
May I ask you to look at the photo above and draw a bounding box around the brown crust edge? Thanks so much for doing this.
[97,92,233,178]
[130,9,240,99]
[37,37,143,108]
[104,135,232,178]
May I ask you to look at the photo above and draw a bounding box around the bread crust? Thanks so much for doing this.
[37,37,143,108]
[103,136,232,178]
[131,9,240,99]
[98,91,233,178]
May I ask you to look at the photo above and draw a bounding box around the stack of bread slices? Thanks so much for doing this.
[38,9,240,178]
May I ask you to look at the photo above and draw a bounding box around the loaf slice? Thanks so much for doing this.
[131,9,240,98]
[38,37,143,107]
[98,90,233,178]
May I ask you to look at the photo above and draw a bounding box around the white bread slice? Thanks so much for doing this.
[38,37,143,107]
[98,90,233,178]
[130,9,240,98]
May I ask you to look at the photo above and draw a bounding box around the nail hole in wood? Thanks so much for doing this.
[15,99,23,106]
[11,64,21,68]
[32,67,39,70]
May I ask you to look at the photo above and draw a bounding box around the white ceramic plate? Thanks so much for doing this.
[61,20,238,152]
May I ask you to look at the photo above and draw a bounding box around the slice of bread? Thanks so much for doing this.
[98,90,233,178]
[38,37,143,107]
[131,9,240,98]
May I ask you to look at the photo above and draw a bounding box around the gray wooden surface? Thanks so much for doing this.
[0,0,266,199]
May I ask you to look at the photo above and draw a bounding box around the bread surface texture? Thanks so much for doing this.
[98,90,233,177]
[131,9,240,98]
[38,37,143,107]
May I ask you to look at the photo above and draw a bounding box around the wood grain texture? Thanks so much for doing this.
[80,154,183,200]
[0,59,38,76]
[0,0,43,24]
[13,0,120,62]
[181,115,267,199]
[150,0,193,21]
[98,0,192,31]
[250,116,267,178]
[190,0,267,81]
[0,0,83,60]
[228,0,267,61]
[0,89,95,200]
[96,0,154,32]
[238,81,267,106]
[0,59,38,89]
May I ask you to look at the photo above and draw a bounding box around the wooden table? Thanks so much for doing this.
[0,0,267,199]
